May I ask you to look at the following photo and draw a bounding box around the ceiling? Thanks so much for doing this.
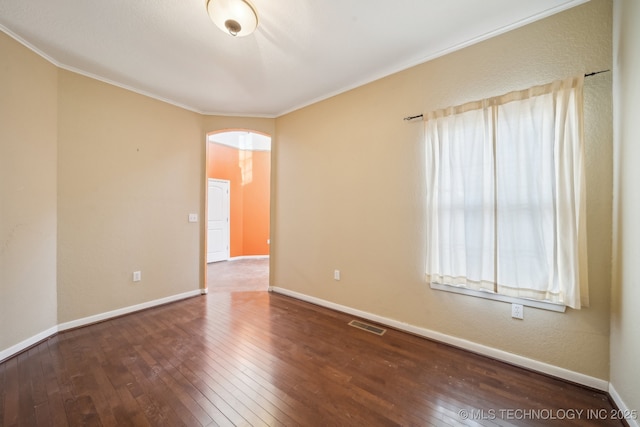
[0,0,587,117]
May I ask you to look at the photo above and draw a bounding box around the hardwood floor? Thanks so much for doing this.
[207,259,269,292]
[1,290,624,426]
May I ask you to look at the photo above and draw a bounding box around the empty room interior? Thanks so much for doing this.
[1,0,639,425]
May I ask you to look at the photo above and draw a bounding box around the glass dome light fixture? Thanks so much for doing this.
[206,0,258,37]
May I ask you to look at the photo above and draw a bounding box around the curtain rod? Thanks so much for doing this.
[403,69,611,121]
[584,69,610,77]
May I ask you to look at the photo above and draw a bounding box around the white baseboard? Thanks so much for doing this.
[5,286,626,411]
[58,289,201,331]
[207,255,268,264]
[609,384,640,427]
[0,326,58,363]
[269,286,609,391]
[229,255,269,261]
[0,289,202,362]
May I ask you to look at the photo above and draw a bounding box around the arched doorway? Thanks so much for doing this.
[204,130,271,292]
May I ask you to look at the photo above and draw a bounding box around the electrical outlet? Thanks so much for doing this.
[334,270,341,281]
[188,213,198,223]
[133,271,142,282]
[511,303,524,319]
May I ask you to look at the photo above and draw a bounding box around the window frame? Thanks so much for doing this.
[430,282,566,312]
[424,76,587,310]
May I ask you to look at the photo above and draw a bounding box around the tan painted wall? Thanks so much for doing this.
[0,28,280,352]
[56,70,204,323]
[610,0,640,414]
[274,0,613,380]
[0,32,58,351]
[202,116,275,140]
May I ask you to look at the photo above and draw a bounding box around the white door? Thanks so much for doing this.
[207,179,230,263]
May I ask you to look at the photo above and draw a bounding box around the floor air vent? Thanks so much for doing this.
[348,320,386,336]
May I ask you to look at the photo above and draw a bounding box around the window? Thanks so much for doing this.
[424,76,588,309]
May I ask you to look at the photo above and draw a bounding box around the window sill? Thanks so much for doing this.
[430,283,567,313]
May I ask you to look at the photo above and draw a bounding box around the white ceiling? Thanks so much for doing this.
[0,0,587,117]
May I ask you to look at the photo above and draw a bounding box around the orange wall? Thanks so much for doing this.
[242,150,271,255]
[207,142,270,257]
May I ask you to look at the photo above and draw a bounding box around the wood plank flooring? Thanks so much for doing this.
[206,259,269,292]
[1,290,625,426]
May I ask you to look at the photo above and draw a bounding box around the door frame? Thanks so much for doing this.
[203,128,272,294]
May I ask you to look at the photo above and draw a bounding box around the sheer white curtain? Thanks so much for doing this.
[425,76,589,309]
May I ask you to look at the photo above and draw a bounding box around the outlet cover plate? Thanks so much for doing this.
[512,303,524,319]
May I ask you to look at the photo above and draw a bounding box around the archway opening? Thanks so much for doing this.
[204,130,271,292]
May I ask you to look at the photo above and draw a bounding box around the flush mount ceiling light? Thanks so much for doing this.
[206,0,258,37]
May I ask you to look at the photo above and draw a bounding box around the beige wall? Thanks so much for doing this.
[202,116,275,139]
[274,0,613,380]
[0,32,58,351]
[610,0,640,415]
[0,26,279,352]
[56,70,205,322]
